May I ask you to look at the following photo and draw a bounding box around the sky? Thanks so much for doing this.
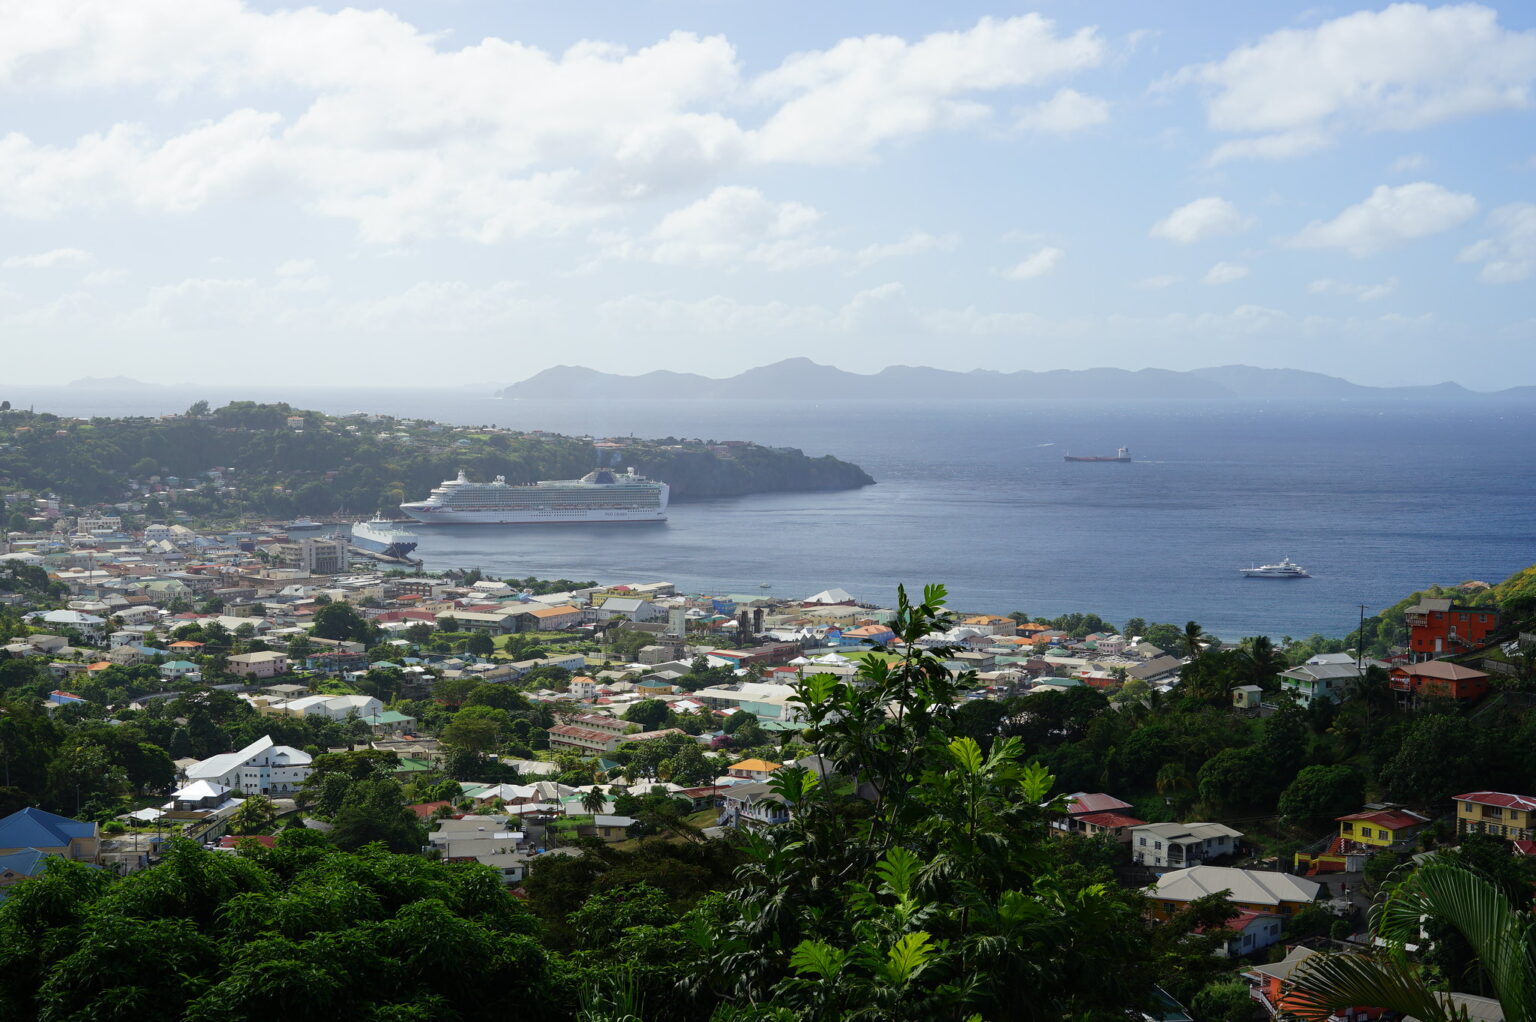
[1,1,1534,389]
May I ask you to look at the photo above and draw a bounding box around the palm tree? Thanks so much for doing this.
[1182,621,1205,659]
[580,788,607,816]
[1241,635,1283,688]
[1286,860,1536,1021]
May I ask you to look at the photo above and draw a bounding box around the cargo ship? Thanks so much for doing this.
[351,515,419,558]
[400,468,669,524]
[1063,447,1131,463]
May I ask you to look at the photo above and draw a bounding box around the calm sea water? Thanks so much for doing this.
[11,384,1535,639]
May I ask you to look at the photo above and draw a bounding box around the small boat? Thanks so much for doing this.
[285,517,324,532]
[759,583,772,588]
[1064,446,1131,463]
[1242,557,1311,579]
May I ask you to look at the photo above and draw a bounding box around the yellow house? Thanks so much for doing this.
[1295,807,1430,874]
[1454,791,1536,841]
[1335,808,1429,848]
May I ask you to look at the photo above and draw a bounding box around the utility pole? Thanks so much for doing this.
[1356,604,1367,672]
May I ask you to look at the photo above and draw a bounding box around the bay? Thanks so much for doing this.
[10,384,1535,639]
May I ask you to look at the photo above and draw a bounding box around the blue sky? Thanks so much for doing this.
[0,1,1533,388]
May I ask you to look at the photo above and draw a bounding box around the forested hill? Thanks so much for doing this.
[0,402,873,517]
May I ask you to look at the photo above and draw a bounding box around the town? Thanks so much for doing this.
[3,485,1535,1020]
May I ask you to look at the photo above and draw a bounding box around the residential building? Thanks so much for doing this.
[1050,792,1135,838]
[1403,598,1500,660]
[435,609,525,634]
[270,536,350,575]
[1076,810,1147,844]
[718,782,789,829]
[0,808,100,862]
[526,604,583,631]
[1147,865,1321,919]
[0,848,71,896]
[1295,805,1434,873]
[1245,946,1501,1022]
[1205,910,1284,958]
[159,660,203,682]
[1278,653,1388,707]
[184,735,312,795]
[278,693,383,720]
[1130,821,1243,868]
[727,758,782,781]
[592,814,638,841]
[547,724,625,756]
[594,597,662,623]
[1389,660,1491,706]
[225,650,289,679]
[1454,791,1536,842]
[568,676,599,701]
[1335,807,1430,850]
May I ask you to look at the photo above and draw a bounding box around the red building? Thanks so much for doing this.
[1390,659,1491,706]
[1403,598,1499,660]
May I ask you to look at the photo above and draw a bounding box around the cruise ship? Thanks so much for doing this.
[1241,557,1311,579]
[351,515,419,558]
[399,468,669,524]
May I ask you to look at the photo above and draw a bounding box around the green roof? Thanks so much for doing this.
[395,757,432,772]
[363,710,415,725]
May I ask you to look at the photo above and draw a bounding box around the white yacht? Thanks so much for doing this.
[1241,557,1311,579]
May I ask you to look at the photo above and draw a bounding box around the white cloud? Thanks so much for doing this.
[0,7,1114,242]
[749,15,1105,163]
[275,259,315,277]
[1150,197,1253,244]
[854,232,957,266]
[1203,261,1249,285]
[1171,4,1536,160]
[1000,246,1064,280]
[1392,153,1426,172]
[1136,274,1180,289]
[1015,88,1109,133]
[1459,202,1536,282]
[641,186,827,269]
[1289,182,1477,256]
[1308,277,1398,301]
[1,247,93,269]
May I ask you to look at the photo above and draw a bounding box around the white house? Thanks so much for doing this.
[1210,910,1285,958]
[184,735,312,795]
[1279,653,1390,708]
[1130,821,1243,868]
[32,610,106,641]
[278,693,383,720]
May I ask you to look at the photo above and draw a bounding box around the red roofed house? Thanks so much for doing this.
[1075,810,1148,844]
[408,801,455,821]
[1454,791,1536,842]
[1201,909,1285,958]
[1403,598,1499,661]
[1295,805,1431,875]
[1051,792,1140,840]
[1389,660,1490,707]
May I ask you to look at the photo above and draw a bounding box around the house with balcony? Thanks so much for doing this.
[718,782,789,830]
[1389,660,1490,707]
[1403,598,1499,661]
[1130,821,1243,868]
[1454,790,1536,842]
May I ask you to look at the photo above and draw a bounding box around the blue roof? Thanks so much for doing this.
[0,848,53,877]
[0,807,95,850]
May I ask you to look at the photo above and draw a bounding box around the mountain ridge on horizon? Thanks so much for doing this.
[500,359,1535,401]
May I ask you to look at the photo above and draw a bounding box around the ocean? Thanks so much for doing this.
[10,384,1535,639]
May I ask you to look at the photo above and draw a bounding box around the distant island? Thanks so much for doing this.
[501,359,1536,401]
[0,402,872,521]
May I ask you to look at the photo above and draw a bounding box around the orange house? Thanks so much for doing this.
[1390,660,1490,706]
[1403,598,1499,660]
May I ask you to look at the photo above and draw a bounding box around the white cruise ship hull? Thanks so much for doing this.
[399,506,666,524]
